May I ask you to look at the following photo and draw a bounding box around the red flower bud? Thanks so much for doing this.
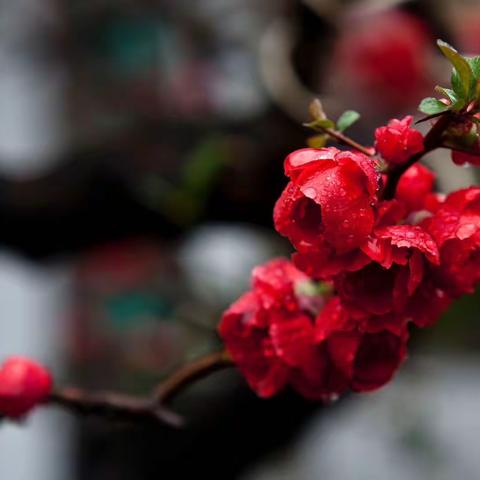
[0,357,52,418]
[375,116,424,165]
[396,163,437,213]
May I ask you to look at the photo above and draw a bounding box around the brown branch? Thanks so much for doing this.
[47,388,184,428]
[383,113,452,200]
[311,125,375,156]
[154,350,233,404]
[324,127,375,156]
[306,99,373,156]
[44,350,234,428]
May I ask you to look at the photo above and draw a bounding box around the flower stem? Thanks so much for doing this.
[48,388,184,427]
[45,350,233,428]
[154,350,233,404]
[310,125,375,156]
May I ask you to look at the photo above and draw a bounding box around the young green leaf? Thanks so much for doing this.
[466,57,480,100]
[418,97,450,115]
[303,118,336,130]
[466,56,480,79]
[437,40,474,100]
[337,110,360,132]
[434,86,456,103]
[307,134,328,148]
[434,86,464,110]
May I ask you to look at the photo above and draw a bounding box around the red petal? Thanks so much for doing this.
[377,225,439,264]
[327,333,361,379]
[293,248,371,280]
[269,314,315,367]
[396,163,436,212]
[252,258,307,310]
[351,331,407,392]
[274,182,325,253]
[315,296,355,342]
[284,148,338,180]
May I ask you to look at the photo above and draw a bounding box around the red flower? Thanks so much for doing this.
[424,187,480,296]
[314,297,408,394]
[219,259,408,400]
[0,357,52,418]
[274,148,380,278]
[375,116,424,165]
[396,163,441,213]
[218,258,319,398]
[337,225,439,327]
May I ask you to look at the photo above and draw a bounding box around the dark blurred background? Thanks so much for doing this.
[1,0,480,479]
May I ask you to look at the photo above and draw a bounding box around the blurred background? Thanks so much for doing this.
[0,0,480,478]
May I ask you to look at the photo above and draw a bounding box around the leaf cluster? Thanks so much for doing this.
[419,40,480,116]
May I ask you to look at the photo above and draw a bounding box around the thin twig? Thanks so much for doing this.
[44,350,233,428]
[154,350,233,404]
[47,388,184,428]
[306,99,373,156]
[310,125,375,156]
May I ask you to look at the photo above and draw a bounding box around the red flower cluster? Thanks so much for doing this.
[0,357,52,418]
[220,88,480,399]
[424,187,480,296]
[221,130,480,401]
[219,258,407,400]
[375,116,424,165]
[272,148,452,333]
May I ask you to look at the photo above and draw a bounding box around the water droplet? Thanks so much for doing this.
[303,187,316,199]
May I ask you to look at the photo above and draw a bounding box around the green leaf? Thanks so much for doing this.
[434,86,456,102]
[437,40,474,100]
[466,57,480,100]
[304,118,336,130]
[307,134,328,148]
[418,97,450,115]
[466,56,480,79]
[336,110,360,132]
[451,70,467,100]
[434,86,465,110]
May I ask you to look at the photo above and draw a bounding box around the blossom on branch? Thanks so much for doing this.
[0,357,52,418]
[395,163,441,213]
[274,147,380,278]
[424,187,480,296]
[219,259,408,400]
[375,116,424,165]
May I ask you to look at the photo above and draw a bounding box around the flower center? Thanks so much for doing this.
[293,197,324,235]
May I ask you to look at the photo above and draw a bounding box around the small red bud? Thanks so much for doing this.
[0,356,52,418]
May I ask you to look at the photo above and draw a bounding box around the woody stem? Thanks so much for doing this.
[46,350,233,428]
[311,125,374,157]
